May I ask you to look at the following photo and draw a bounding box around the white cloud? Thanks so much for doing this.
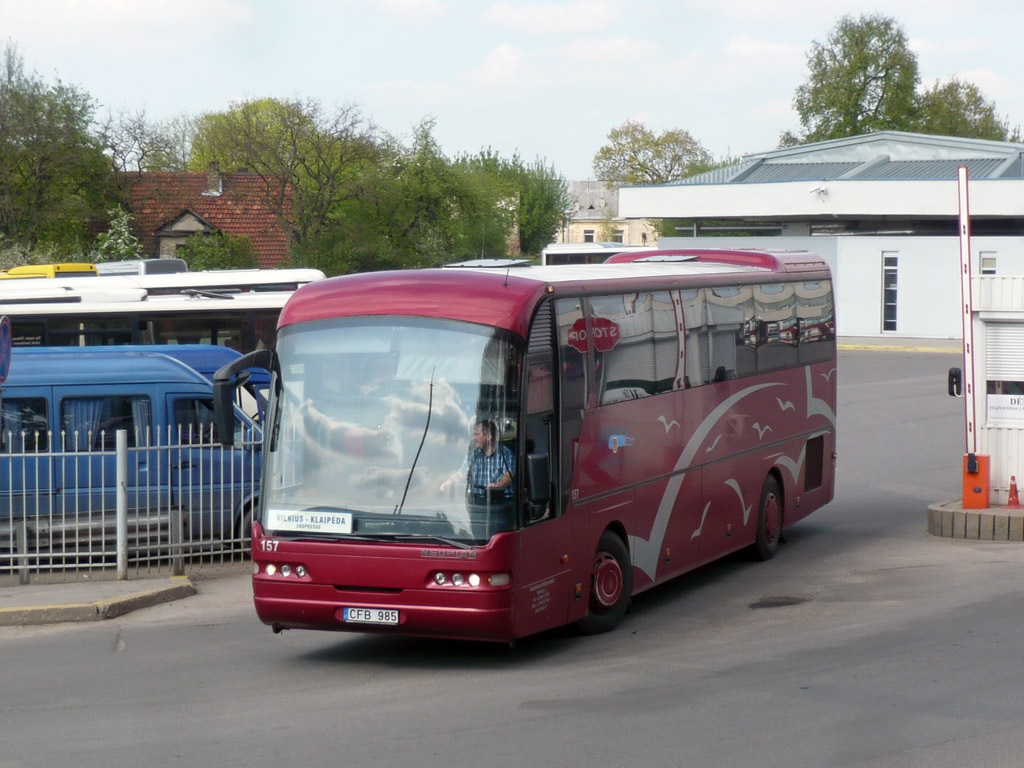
[363,78,456,107]
[724,35,803,61]
[372,0,450,22]
[955,69,1017,102]
[473,44,534,87]
[562,35,657,63]
[483,0,622,34]
[0,0,254,59]
[750,96,796,122]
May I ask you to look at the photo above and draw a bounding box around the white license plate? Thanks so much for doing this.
[343,607,399,625]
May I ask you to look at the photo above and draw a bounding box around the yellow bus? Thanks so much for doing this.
[0,263,98,279]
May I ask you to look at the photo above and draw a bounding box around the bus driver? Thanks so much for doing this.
[440,419,515,501]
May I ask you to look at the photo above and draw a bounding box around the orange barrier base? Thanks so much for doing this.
[962,454,990,510]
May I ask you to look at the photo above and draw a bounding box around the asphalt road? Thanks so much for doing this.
[5,348,1024,768]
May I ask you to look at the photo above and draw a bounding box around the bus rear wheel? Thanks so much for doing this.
[750,476,782,561]
[577,531,632,634]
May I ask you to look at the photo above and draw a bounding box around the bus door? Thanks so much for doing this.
[1,390,55,546]
[512,306,575,636]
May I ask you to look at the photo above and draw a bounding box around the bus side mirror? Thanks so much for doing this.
[214,349,276,446]
[525,452,551,505]
[948,367,963,398]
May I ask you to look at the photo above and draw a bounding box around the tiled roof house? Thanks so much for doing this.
[124,162,293,268]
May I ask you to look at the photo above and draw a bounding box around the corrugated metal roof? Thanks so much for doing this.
[741,162,864,183]
[670,132,1024,186]
[678,161,758,185]
[854,158,1007,180]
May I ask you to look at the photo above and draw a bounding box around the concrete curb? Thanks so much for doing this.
[927,500,1024,541]
[0,577,196,627]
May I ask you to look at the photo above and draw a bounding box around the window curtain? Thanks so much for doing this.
[62,398,105,451]
[130,397,152,446]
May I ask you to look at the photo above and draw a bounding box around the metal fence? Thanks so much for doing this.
[1,426,261,586]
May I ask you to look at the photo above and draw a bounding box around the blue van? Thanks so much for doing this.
[15,345,272,424]
[0,348,262,553]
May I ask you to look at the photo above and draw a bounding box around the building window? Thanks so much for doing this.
[583,229,595,243]
[980,253,997,275]
[882,252,898,332]
[612,230,624,243]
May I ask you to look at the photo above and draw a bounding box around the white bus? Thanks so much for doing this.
[0,266,325,352]
[539,242,656,266]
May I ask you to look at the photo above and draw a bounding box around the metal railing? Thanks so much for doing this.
[1,426,261,585]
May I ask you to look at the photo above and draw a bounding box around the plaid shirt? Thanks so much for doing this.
[462,444,516,498]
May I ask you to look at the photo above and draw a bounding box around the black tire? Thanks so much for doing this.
[751,476,782,561]
[234,502,255,544]
[577,530,632,634]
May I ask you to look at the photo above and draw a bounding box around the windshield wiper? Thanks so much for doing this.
[368,532,474,549]
[267,532,364,542]
[394,368,434,516]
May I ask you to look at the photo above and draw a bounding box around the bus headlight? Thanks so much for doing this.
[451,573,464,587]
[488,573,511,586]
[468,574,481,587]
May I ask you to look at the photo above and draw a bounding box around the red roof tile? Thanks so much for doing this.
[124,171,293,268]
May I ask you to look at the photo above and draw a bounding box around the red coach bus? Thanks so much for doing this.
[214,250,836,643]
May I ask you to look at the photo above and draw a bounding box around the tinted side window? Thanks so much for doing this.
[1,397,49,452]
[797,280,835,364]
[60,395,152,451]
[173,397,221,444]
[679,288,709,387]
[707,285,755,382]
[755,283,799,372]
[555,298,587,511]
[590,293,655,404]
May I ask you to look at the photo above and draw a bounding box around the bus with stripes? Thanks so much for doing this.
[214,249,836,642]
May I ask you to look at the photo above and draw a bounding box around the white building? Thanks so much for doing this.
[619,131,1024,339]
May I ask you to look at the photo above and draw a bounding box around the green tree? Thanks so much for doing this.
[189,97,378,248]
[102,109,193,173]
[94,206,142,261]
[511,157,571,257]
[458,150,571,257]
[791,14,920,143]
[295,121,516,274]
[917,78,1018,141]
[0,44,114,252]
[176,231,258,271]
[592,120,713,185]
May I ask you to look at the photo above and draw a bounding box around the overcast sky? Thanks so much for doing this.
[2,0,1022,179]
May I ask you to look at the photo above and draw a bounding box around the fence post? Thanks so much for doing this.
[171,431,184,577]
[17,516,29,585]
[116,429,128,580]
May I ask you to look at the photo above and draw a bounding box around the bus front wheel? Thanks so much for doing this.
[577,531,632,634]
[751,476,782,561]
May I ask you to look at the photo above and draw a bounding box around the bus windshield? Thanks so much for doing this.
[265,316,522,546]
